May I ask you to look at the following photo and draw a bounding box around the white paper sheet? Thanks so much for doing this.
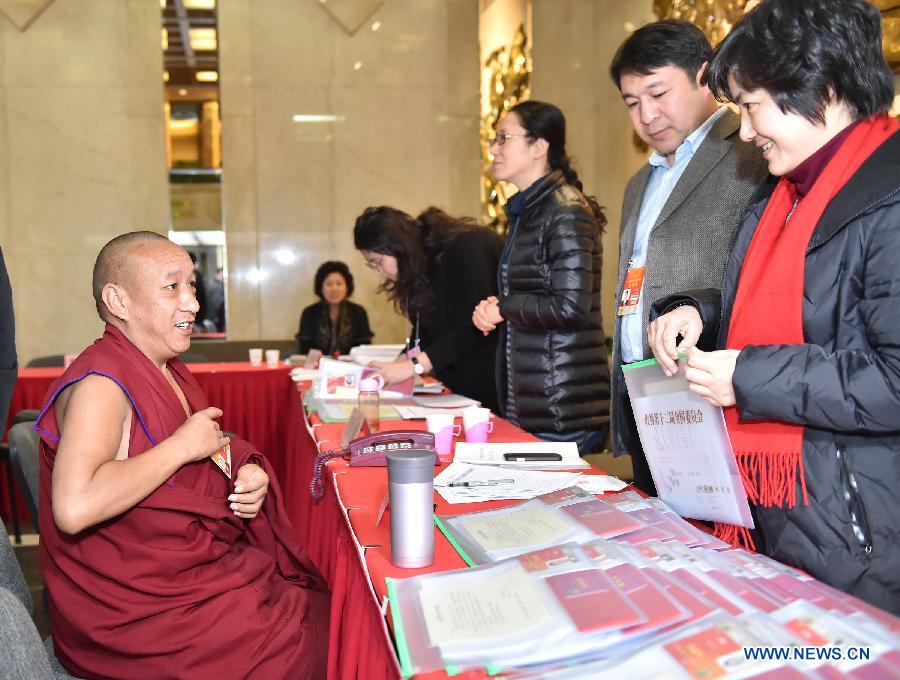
[433,462,583,503]
[455,503,581,553]
[419,563,555,646]
[394,406,468,420]
[573,475,629,495]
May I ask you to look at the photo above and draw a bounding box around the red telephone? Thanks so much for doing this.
[348,430,437,467]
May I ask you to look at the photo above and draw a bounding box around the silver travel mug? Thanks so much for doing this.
[386,449,436,568]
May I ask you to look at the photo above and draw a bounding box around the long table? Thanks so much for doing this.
[5,364,614,679]
[285,395,618,680]
[2,362,298,524]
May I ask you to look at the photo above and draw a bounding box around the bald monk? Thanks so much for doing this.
[35,232,329,679]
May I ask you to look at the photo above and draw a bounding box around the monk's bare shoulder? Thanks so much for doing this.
[56,373,130,438]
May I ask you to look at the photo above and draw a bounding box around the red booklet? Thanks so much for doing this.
[706,570,783,613]
[666,568,744,616]
[605,562,689,635]
[643,568,716,625]
[545,569,646,633]
[560,499,645,538]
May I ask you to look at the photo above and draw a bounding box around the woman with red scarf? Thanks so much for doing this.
[647,0,900,615]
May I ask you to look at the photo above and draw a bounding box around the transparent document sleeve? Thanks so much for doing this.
[623,359,753,527]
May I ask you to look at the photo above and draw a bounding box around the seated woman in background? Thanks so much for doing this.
[354,206,504,413]
[297,260,373,356]
[472,100,610,455]
[647,0,899,614]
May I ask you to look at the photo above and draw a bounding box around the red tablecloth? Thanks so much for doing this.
[2,362,298,524]
[288,403,621,680]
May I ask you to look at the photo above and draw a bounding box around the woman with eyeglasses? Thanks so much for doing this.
[354,206,504,413]
[648,0,899,613]
[473,101,610,454]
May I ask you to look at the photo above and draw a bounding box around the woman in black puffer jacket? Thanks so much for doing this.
[473,101,610,453]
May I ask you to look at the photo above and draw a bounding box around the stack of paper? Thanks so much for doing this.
[289,367,319,382]
[433,462,583,503]
[394,405,468,420]
[435,487,651,565]
[348,344,405,365]
[389,529,900,678]
[412,394,480,409]
[413,377,444,394]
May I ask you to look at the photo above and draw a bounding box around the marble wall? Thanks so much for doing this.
[532,0,657,333]
[0,0,673,364]
[218,0,481,346]
[0,0,169,365]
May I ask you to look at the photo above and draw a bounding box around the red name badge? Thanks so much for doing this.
[618,266,646,316]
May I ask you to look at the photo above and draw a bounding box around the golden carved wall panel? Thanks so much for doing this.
[480,24,531,233]
[653,0,750,44]
[655,0,898,70]
[873,1,899,68]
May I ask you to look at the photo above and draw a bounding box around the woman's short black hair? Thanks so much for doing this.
[609,19,711,88]
[313,260,354,299]
[705,0,895,124]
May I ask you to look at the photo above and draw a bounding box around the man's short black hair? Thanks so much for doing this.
[705,0,895,124]
[313,260,354,299]
[610,19,712,89]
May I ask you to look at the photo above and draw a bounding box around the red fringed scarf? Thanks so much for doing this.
[716,115,900,549]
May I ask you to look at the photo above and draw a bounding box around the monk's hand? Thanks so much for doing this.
[472,296,503,335]
[229,463,268,519]
[173,407,229,464]
[647,305,703,376]
[683,347,740,407]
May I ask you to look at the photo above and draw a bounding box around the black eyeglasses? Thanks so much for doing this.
[488,132,529,147]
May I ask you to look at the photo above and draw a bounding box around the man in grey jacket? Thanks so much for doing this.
[608,20,768,493]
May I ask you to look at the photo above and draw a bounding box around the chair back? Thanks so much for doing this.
[1,494,82,679]
[0,588,55,679]
[9,422,40,534]
[0,521,32,614]
[25,355,65,368]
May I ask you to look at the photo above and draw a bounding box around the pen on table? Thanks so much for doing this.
[446,479,515,488]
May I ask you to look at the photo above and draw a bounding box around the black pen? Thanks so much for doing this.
[447,479,515,488]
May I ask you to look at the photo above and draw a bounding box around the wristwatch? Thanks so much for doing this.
[410,356,425,375]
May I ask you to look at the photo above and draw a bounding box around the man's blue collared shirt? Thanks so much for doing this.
[620,107,726,363]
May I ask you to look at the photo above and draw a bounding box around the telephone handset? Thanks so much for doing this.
[348,430,437,467]
[310,428,437,500]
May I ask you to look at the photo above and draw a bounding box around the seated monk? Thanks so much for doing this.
[34,231,329,679]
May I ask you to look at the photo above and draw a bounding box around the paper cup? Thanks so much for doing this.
[265,349,280,367]
[425,413,461,457]
[462,406,494,443]
[248,348,263,365]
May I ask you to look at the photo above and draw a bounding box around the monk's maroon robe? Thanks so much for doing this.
[35,325,329,679]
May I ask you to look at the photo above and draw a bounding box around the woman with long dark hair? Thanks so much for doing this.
[354,206,504,412]
[296,260,373,356]
[473,100,610,453]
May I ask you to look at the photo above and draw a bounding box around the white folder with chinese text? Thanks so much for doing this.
[623,358,753,528]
